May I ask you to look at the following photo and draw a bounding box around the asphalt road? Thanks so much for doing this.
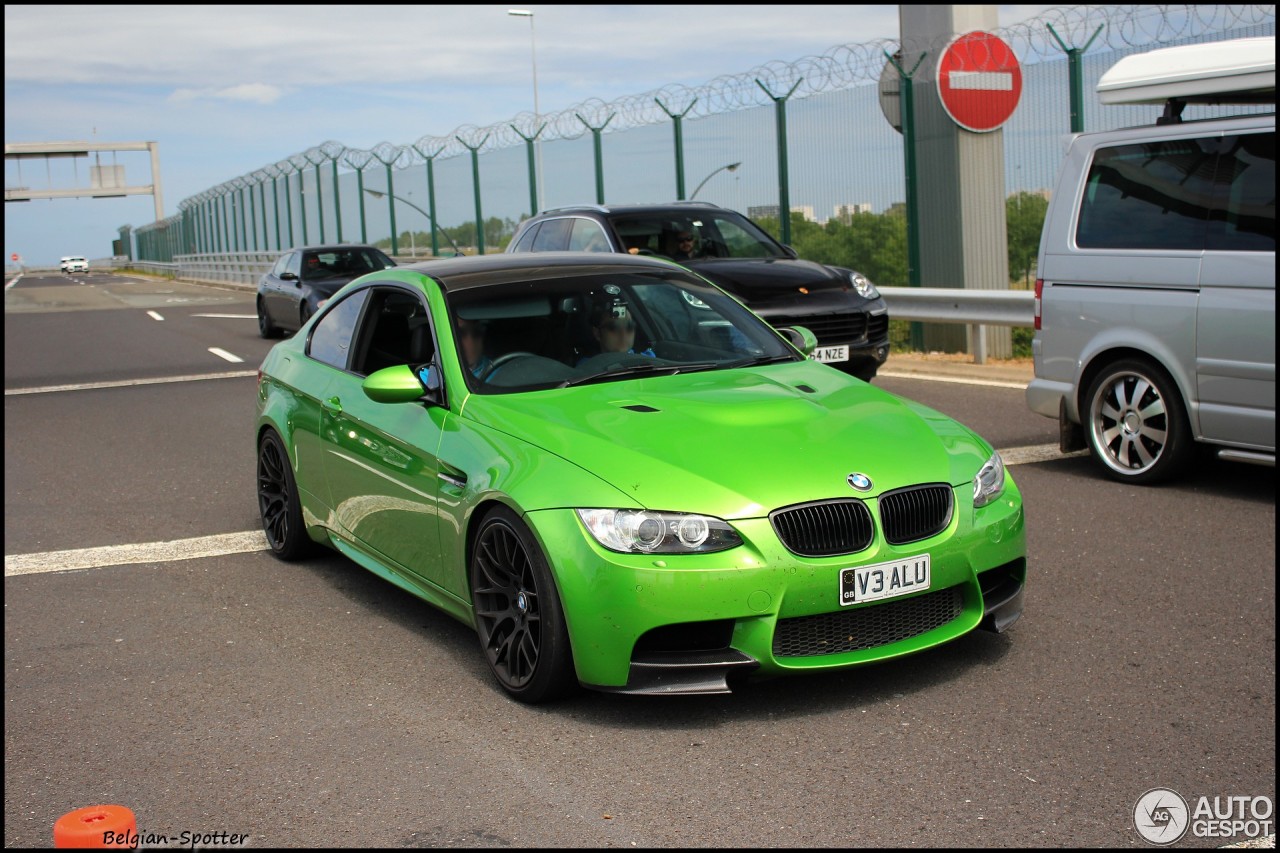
[4,270,1274,848]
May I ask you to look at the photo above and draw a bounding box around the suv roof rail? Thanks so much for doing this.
[668,200,721,207]
[539,204,611,215]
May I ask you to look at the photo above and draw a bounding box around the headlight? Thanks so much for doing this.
[576,509,742,554]
[973,451,1006,508]
[849,272,880,300]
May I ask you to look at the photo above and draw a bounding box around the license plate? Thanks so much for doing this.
[812,345,849,363]
[840,555,931,606]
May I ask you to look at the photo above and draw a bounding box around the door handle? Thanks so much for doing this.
[322,396,343,414]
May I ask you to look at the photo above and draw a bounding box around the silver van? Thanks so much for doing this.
[1026,36,1275,483]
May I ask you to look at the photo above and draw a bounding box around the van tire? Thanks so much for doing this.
[1084,358,1192,485]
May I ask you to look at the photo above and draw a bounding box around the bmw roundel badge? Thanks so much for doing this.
[847,473,872,491]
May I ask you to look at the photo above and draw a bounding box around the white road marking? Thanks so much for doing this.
[3,443,1084,577]
[147,310,165,321]
[4,531,269,577]
[877,370,1026,390]
[1000,443,1089,466]
[4,370,257,396]
[208,347,245,363]
[3,360,1077,577]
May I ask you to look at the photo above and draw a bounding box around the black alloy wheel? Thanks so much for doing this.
[470,507,577,703]
[257,430,314,560]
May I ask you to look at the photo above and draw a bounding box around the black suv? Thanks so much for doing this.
[506,202,889,380]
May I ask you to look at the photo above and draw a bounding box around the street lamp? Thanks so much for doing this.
[363,188,463,256]
[508,8,544,211]
[690,162,742,200]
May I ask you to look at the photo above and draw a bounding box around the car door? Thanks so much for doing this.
[1196,128,1276,450]
[263,251,297,326]
[317,285,450,590]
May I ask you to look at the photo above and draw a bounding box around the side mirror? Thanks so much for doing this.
[777,325,818,357]
[362,364,443,407]
[780,245,799,259]
[280,271,298,282]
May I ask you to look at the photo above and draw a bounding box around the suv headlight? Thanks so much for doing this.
[576,509,741,554]
[973,451,1006,508]
[849,272,880,299]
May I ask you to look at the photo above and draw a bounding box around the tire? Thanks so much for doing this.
[470,506,578,703]
[299,302,314,329]
[1083,358,1192,485]
[257,430,315,560]
[257,298,280,339]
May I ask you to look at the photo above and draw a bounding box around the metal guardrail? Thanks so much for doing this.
[112,253,275,287]
[111,252,444,288]
[877,286,1035,364]
[877,286,1034,326]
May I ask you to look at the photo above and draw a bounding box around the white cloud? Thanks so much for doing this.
[168,83,285,105]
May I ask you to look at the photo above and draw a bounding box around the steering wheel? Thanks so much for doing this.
[632,248,658,257]
[481,351,538,381]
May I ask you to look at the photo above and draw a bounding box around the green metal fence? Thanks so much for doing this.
[132,4,1275,290]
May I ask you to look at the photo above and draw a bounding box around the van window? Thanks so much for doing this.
[1076,137,1216,251]
[1208,131,1275,252]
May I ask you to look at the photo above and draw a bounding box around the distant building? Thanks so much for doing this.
[833,203,873,223]
[747,204,817,222]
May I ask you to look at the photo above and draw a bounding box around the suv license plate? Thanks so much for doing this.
[812,345,849,363]
[840,555,931,606]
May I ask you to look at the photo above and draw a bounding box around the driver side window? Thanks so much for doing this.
[308,290,371,370]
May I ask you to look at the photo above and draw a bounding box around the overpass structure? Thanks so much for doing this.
[4,140,164,220]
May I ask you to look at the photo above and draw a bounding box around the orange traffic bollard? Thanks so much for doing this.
[53,805,137,848]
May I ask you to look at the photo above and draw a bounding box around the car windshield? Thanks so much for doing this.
[609,212,789,261]
[445,269,798,394]
[302,247,394,280]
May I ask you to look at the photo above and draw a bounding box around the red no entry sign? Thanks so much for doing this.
[937,31,1022,133]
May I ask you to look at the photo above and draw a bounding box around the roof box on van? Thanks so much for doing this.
[1096,36,1275,106]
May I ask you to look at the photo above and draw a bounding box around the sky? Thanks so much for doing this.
[4,4,1064,268]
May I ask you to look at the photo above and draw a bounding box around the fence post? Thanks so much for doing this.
[1047,24,1105,133]
[655,97,698,200]
[754,79,802,246]
[576,113,615,205]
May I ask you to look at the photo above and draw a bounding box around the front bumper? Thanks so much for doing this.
[526,481,1025,693]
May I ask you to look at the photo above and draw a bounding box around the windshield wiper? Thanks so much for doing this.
[559,361,719,388]
[718,354,797,369]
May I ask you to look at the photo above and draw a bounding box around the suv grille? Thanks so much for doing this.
[867,313,889,343]
[770,499,873,557]
[880,485,953,545]
[773,587,963,657]
[770,312,868,343]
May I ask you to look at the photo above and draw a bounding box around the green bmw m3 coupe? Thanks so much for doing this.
[255,252,1026,703]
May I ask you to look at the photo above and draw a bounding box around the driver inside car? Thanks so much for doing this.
[580,299,655,364]
[457,318,493,379]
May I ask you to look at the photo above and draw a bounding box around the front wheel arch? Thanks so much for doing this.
[468,504,578,703]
